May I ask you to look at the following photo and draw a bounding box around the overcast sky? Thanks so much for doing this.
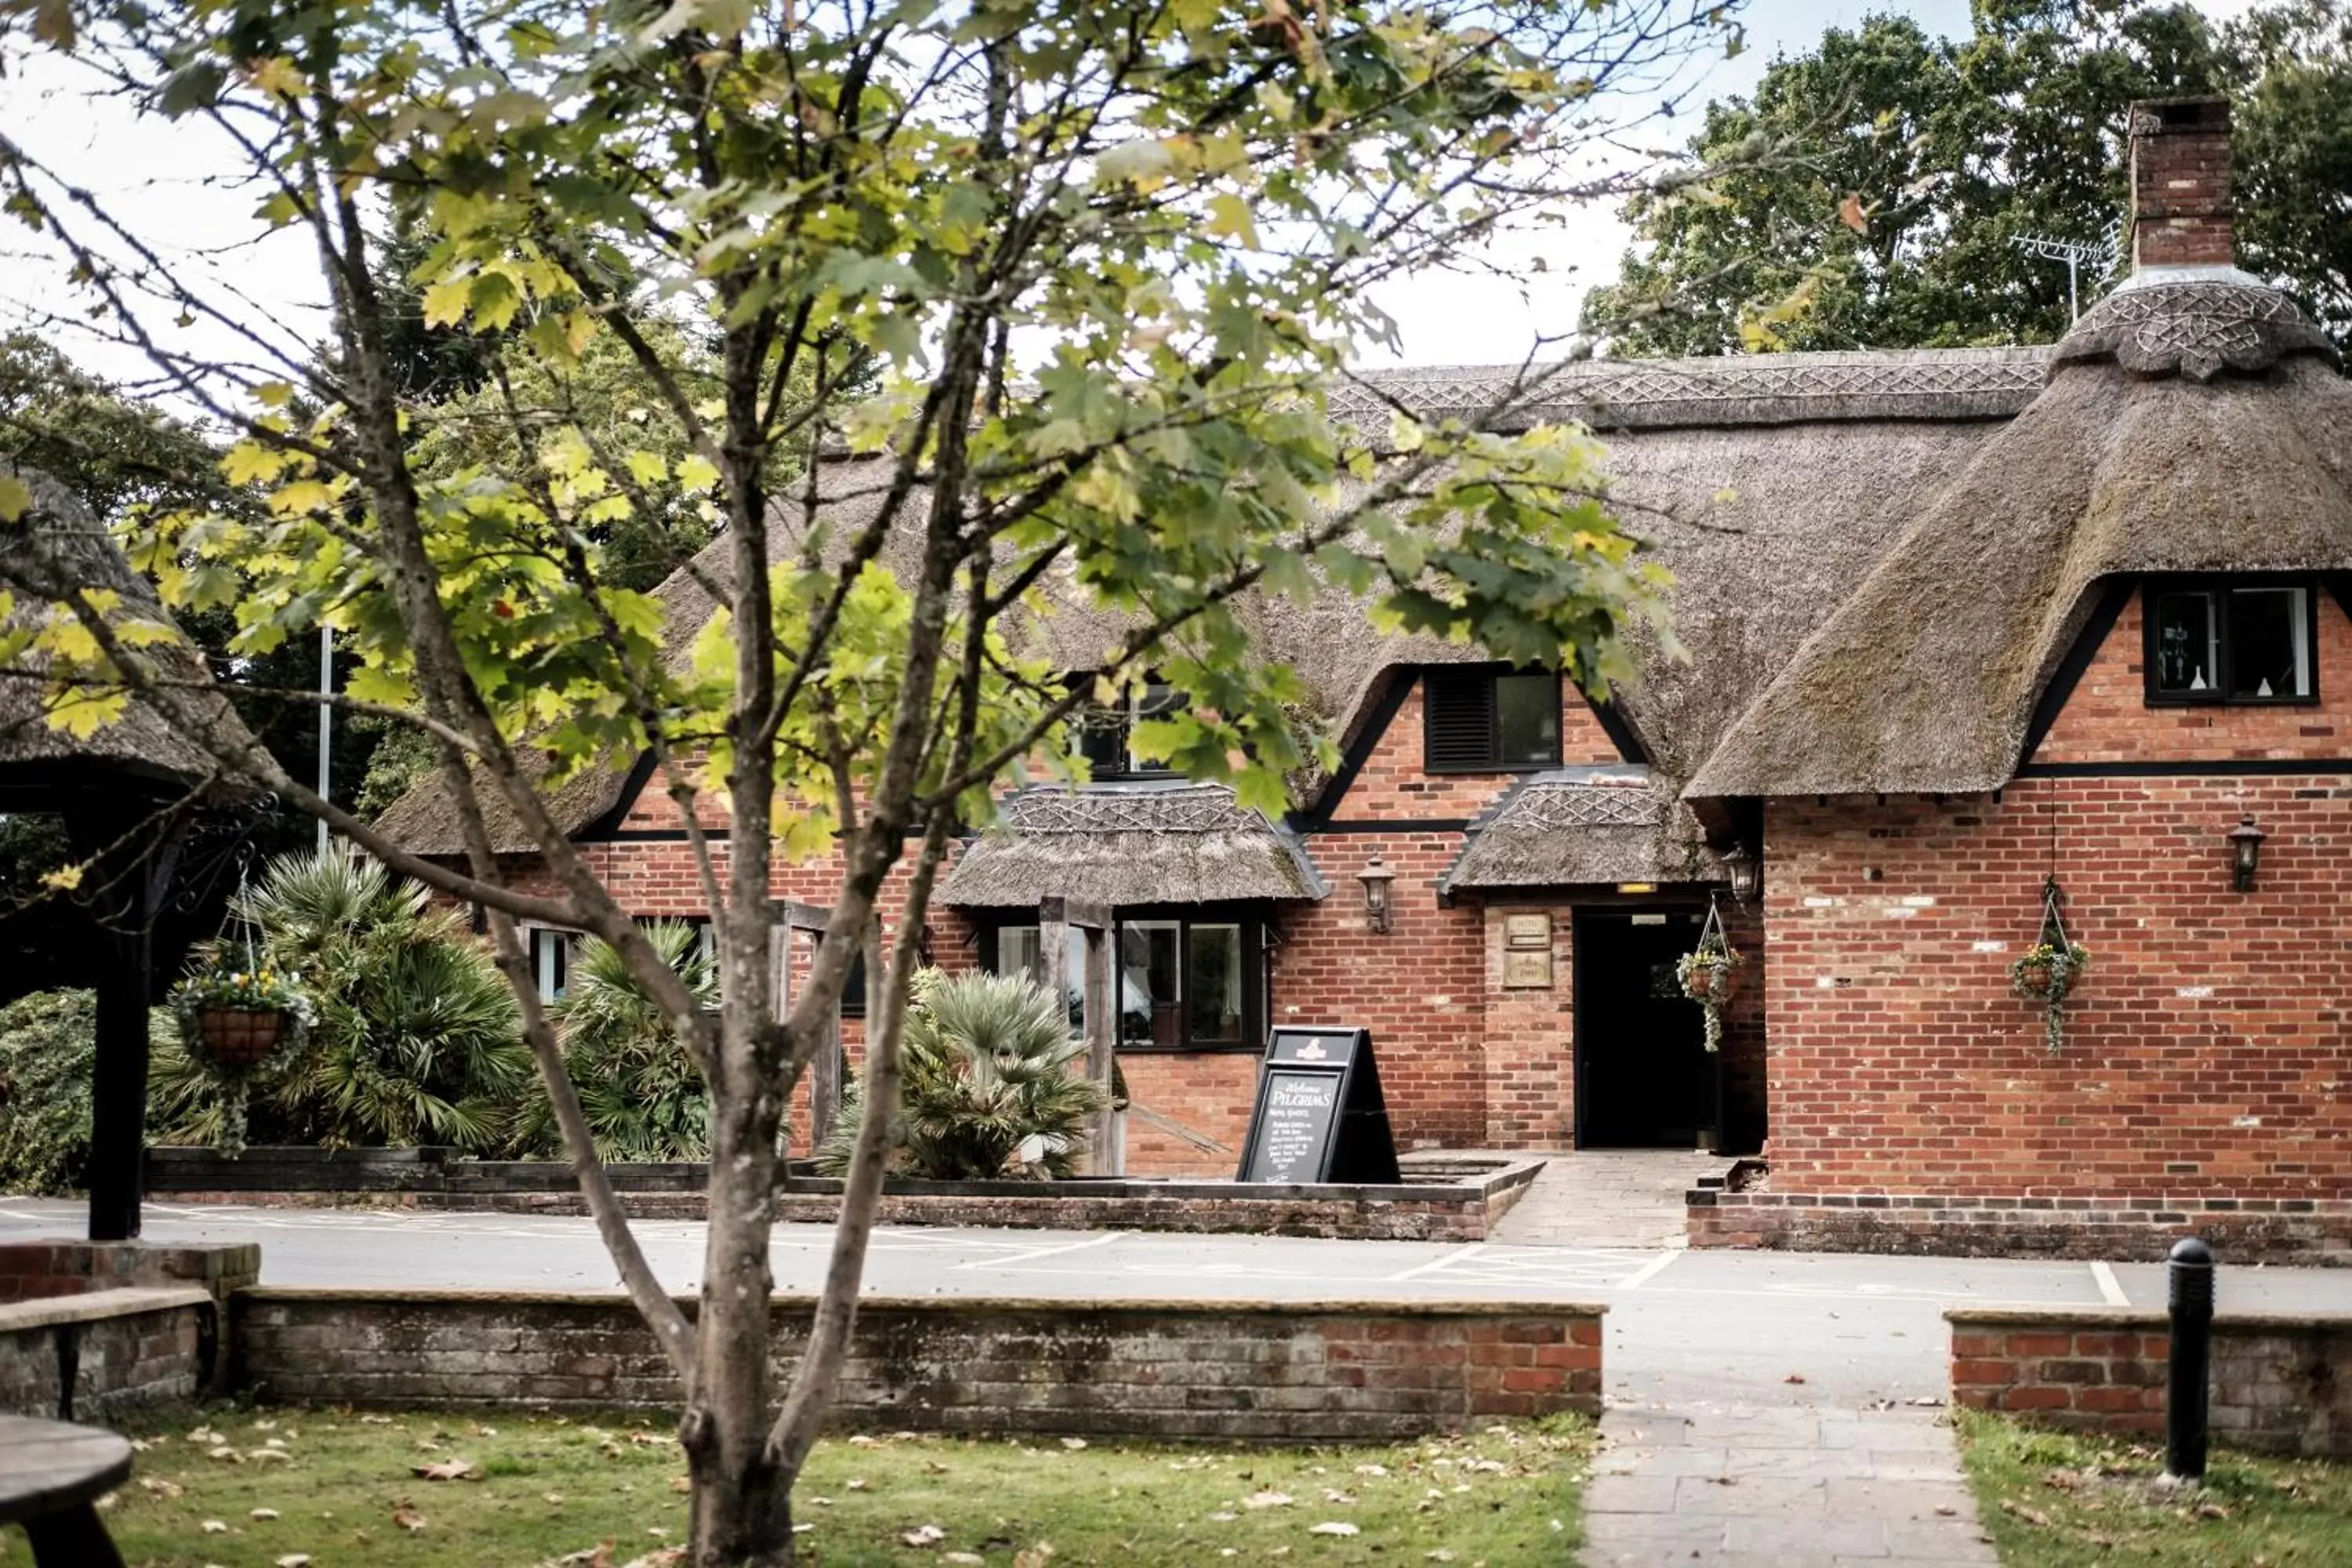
[0,0,2267,397]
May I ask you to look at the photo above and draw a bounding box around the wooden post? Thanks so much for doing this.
[67,801,182,1242]
[1043,897,1116,1175]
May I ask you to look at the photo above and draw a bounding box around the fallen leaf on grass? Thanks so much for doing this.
[670,1475,691,1494]
[1243,1490,1294,1509]
[902,1523,948,1547]
[1060,1437,1087,1450]
[1308,1522,1359,1537]
[1011,1547,1054,1568]
[413,1457,481,1482]
[2194,1501,2232,1520]
[250,1449,291,1464]
[2001,1500,2053,1527]
[845,1477,869,1491]
[201,1519,229,1533]
[276,1556,314,1567]
[251,1508,281,1521]
[393,1506,427,1532]
[945,1555,985,1566]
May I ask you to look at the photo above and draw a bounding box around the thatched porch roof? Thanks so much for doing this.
[1437,768,1719,895]
[1688,277,2351,801]
[0,463,254,800]
[940,782,1328,909]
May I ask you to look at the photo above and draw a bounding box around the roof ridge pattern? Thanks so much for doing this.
[1332,347,2050,432]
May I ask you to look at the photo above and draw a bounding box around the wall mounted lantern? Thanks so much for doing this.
[2228,815,2267,893]
[1723,843,1760,905]
[1358,856,1396,935]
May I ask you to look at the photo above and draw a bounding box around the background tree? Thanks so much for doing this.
[0,0,1741,1559]
[1584,0,2352,354]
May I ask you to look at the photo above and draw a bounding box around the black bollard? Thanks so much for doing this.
[2165,1236,2214,1483]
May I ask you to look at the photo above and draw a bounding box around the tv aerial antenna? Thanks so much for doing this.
[2012,218,2124,321]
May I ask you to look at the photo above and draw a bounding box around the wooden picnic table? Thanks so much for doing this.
[0,1414,132,1566]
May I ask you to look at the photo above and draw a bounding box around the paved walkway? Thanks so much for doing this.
[1582,1400,1996,1566]
[1484,1149,1734,1247]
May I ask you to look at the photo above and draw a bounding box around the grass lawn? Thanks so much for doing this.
[1958,1409,2352,1566]
[7,1404,1593,1568]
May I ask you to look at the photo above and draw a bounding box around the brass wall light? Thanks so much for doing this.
[1358,856,1396,935]
[2229,815,2266,892]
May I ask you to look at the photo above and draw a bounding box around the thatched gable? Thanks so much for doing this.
[939,782,1327,908]
[1687,280,2352,802]
[0,463,252,797]
[1437,767,1720,895]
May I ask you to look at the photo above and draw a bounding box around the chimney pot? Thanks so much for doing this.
[2129,96,2234,271]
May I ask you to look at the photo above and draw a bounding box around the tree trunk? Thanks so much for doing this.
[687,1045,789,1564]
[684,1439,795,1566]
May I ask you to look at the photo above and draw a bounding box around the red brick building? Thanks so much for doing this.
[385,98,2352,1252]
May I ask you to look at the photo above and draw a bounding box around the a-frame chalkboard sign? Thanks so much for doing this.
[1235,1026,1400,1185]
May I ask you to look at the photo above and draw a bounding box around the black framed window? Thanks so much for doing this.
[525,926,574,1002]
[1071,674,1181,779]
[982,913,1264,1052]
[2146,582,2318,705]
[1424,667,1563,771]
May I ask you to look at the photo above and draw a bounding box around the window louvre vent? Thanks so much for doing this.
[1425,672,1496,770]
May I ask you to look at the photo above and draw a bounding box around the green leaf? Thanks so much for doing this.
[0,475,30,524]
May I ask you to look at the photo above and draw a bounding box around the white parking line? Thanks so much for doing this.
[1614,1250,1681,1291]
[1384,1243,1487,1283]
[2089,1260,2130,1307]
[952,1232,1122,1270]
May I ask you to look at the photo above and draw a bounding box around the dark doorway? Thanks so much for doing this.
[1573,908,1717,1148]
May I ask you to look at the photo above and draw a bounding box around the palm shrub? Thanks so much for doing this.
[152,846,532,1152]
[517,920,716,1160]
[817,968,1111,1181]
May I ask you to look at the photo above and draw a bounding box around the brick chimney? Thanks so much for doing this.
[2129,96,2233,270]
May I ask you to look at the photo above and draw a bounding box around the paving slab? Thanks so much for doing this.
[1479,1149,1733,1247]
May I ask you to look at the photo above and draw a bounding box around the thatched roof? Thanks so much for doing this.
[368,344,2091,861]
[1438,768,1720,895]
[1328,347,2045,434]
[0,463,253,798]
[939,782,1328,908]
[1689,278,2351,800]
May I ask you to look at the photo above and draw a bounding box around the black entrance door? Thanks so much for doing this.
[1574,909,1715,1148]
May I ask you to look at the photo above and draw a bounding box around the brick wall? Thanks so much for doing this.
[1762,774,2352,1199]
[1947,1306,2352,1457]
[237,1290,1603,1440]
[0,1240,260,1305]
[0,1287,214,1420]
[1688,1190,2352,1265]
[1116,1052,1258,1176]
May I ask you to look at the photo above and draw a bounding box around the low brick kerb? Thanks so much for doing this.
[234,1288,1604,1442]
[1946,1305,2352,1457]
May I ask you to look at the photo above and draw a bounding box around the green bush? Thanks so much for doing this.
[0,990,182,1195]
[818,968,1110,1181]
[520,920,716,1161]
[153,847,534,1152]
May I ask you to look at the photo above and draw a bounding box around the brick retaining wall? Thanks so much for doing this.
[150,1149,1541,1241]
[236,1290,1602,1441]
[1947,1307,2352,1457]
[0,1287,216,1420]
[0,1240,263,1304]
[1688,1190,2352,1265]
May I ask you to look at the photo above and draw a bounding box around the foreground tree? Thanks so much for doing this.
[1586,0,2352,354]
[0,0,1740,1557]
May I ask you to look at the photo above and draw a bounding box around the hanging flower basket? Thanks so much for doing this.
[174,964,313,1073]
[2011,878,2089,1058]
[1677,911,1741,1054]
[169,963,314,1156]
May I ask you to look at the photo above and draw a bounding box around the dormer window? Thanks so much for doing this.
[1424,667,1563,771]
[1073,675,1180,779]
[2146,582,2317,705]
